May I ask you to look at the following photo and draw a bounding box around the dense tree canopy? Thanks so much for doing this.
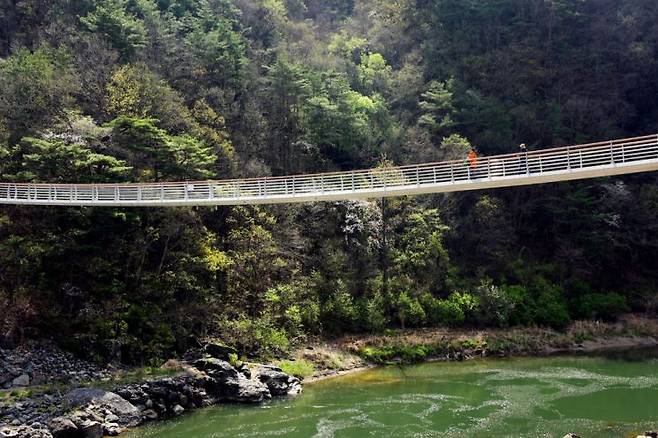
[1,0,658,363]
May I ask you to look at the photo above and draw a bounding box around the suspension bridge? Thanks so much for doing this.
[1,134,657,207]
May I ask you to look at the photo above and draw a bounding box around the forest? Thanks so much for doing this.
[1,0,658,364]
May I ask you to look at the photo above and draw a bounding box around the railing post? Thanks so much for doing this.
[610,140,614,165]
[621,142,625,163]
[579,150,583,168]
[486,159,491,180]
[433,166,437,184]
[539,156,543,173]
[416,167,420,186]
[450,162,454,182]
[351,173,355,191]
[567,147,571,170]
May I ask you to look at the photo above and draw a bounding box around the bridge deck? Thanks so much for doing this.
[1,134,657,207]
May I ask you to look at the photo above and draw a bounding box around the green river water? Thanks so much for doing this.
[129,348,658,438]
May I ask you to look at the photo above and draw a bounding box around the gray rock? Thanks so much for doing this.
[11,374,29,387]
[48,417,77,438]
[257,367,301,396]
[64,389,141,427]
[237,364,251,379]
[142,409,158,421]
[204,343,238,361]
[79,420,102,438]
[172,405,185,416]
[194,358,239,379]
[234,377,271,403]
[0,428,16,438]
[105,414,119,423]
[102,423,122,436]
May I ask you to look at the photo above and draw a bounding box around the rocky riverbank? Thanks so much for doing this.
[0,343,301,438]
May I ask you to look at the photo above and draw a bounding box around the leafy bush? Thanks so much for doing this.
[435,299,465,327]
[219,317,291,358]
[422,291,477,327]
[574,293,630,321]
[276,359,316,379]
[394,292,426,328]
[363,292,390,332]
[531,279,571,329]
[504,284,535,326]
[475,282,514,327]
[321,282,358,333]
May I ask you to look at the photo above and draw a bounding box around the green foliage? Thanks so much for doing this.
[321,281,358,333]
[0,47,78,143]
[81,0,147,60]
[394,291,425,329]
[7,137,130,183]
[363,292,389,332]
[422,291,476,327]
[276,359,315,379]
[531,279,571,330]
[108,116,216,179]
[574,293,630,322]
[418,79,456,137]
[474,282,514,328]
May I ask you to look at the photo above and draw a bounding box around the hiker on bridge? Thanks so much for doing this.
[467,148,478,179]
[518,143,528,174]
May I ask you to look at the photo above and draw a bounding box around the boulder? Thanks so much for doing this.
[257,367,302,396]
[172,405,185,416]
[11,374,30,387]
[78,420,102,438]
[48,417,78,438]
[563,434,580,438]
[204,343,238,361]
[64,389,141,427]
[237,364,251,379]
[194,358,239,379]
[234,377,270,403]
[0,428,16,438]
[102,423,122,436]
[142,409,158,421]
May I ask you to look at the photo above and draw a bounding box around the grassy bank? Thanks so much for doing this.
[292,315,658,377]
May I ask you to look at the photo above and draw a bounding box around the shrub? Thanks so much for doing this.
[363,292,389,332]
[276,359,316,379]
[574,293,630,321]
[395,292,425,328]
[475,282,513,327]
[219,317,291,358]
[435,299,465,327]
[321,282,358,333]
[422,291,477,327]
[504,284,535,326]
[532,279,570,329]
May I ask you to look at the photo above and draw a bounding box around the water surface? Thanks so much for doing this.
[129,348,658,437]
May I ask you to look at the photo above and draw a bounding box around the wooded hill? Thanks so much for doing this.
[1,0,657,363]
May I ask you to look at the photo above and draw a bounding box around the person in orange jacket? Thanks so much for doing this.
[467,148,478,178]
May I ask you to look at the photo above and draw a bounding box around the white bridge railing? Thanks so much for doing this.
[1,134,658,207]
